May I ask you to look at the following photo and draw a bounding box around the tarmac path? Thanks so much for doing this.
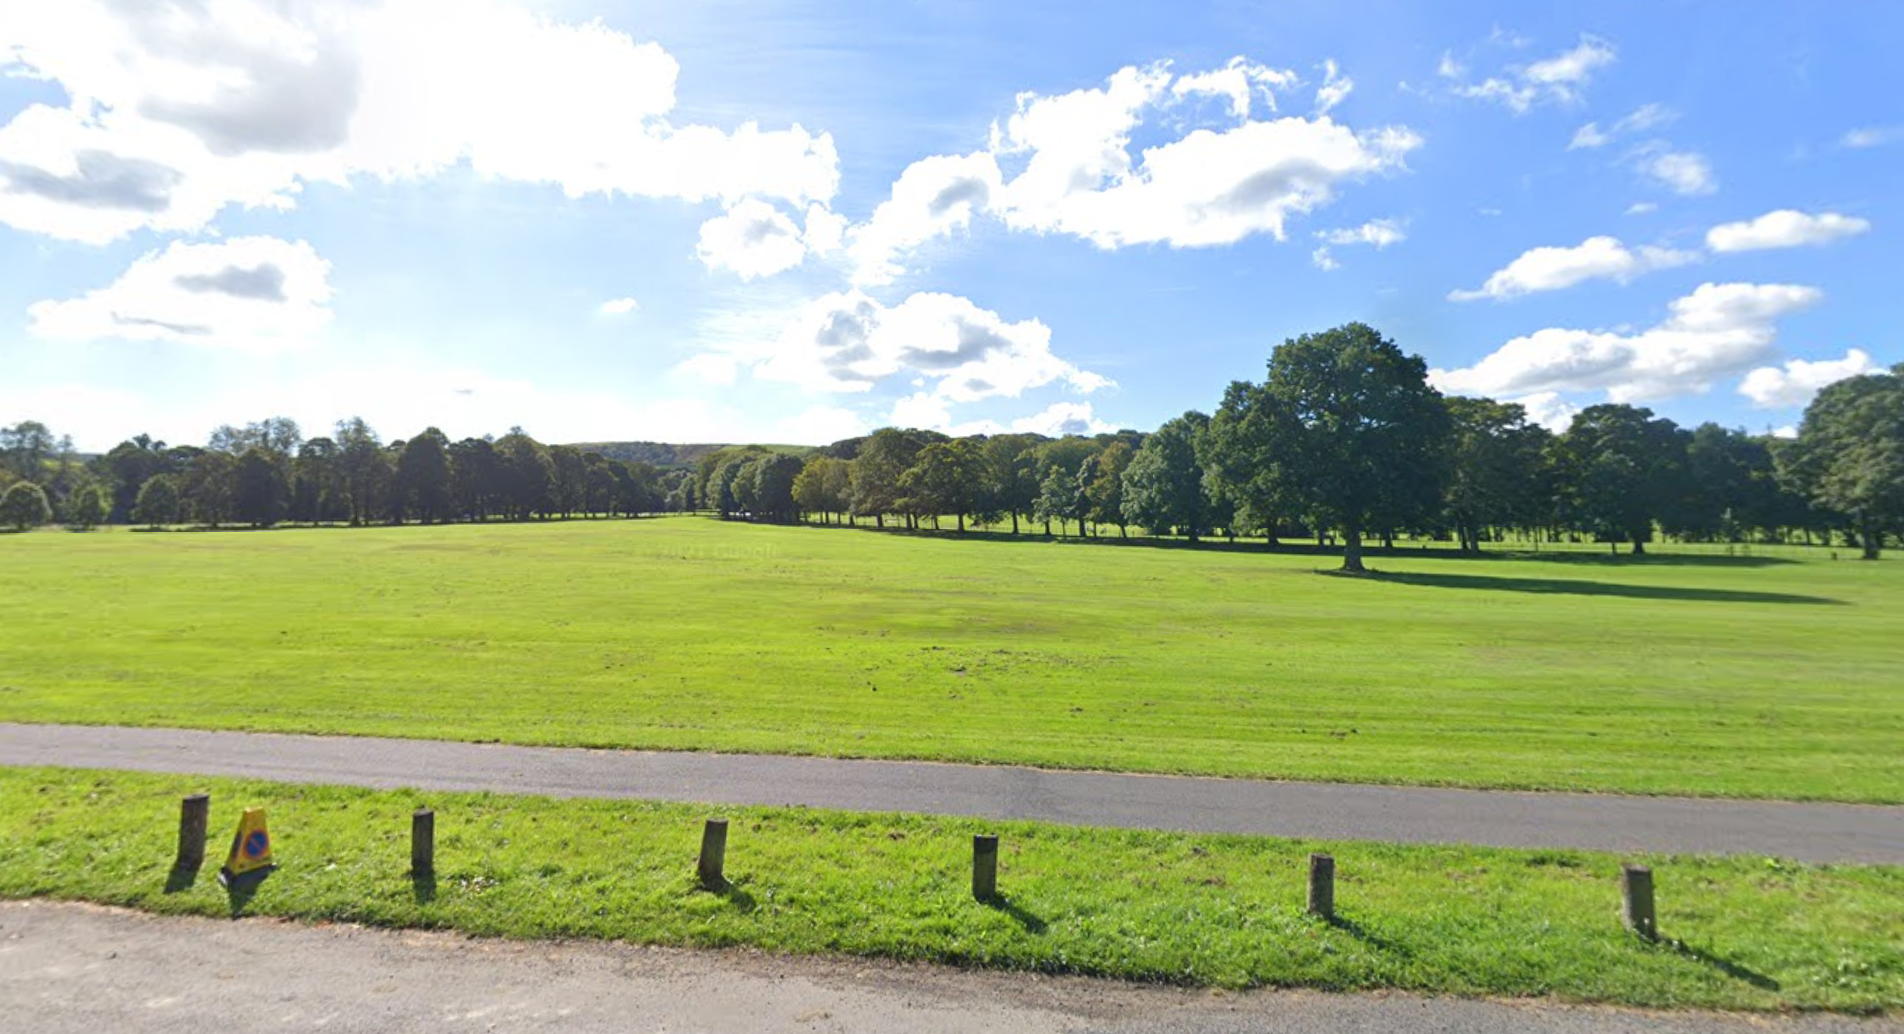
[2,901,1897,1034]
[4,723,1901,863]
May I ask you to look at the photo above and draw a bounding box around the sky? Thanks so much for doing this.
[1,0,1899,452]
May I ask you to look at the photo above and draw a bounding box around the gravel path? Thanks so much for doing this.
[5,723,1901,862]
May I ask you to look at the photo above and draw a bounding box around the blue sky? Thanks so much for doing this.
[2,1,1898,451]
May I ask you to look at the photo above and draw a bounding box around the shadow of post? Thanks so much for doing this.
[1669,939,1781,990]
[410,872,437,905]
[980,893,1048,934]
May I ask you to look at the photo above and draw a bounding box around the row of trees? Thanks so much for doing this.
[6,325,1898,559]
[693,325,1902,566]
[0,417,678,530]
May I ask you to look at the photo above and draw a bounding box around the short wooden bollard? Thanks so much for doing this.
[411,808,435,877]
[698,818,729,887]
[1621,864,1657,941]
[1307,853,1335,919]
[972,834,999,900]
[175,794,210,872]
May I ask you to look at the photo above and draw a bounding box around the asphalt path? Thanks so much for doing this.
[3,723,1902,863]
[5,902,1897,1034]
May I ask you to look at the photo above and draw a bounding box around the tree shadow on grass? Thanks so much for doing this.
[1355,570,1842,606]
[1668,939,1780,990]
[980,893,1048,934]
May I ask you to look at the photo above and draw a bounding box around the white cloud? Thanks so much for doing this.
[1841,125,1903,149]
[0,0,839,243]
[28,235,333,349]
[1771,424,1798,439]
[1509,391,1580,432]
[1432,282,1823,403]
[752,291,1112,404]
[801,204,847,255]
[1313,59,1353,115]
[1739,349,1880,409]
[1436,52,1467,80]
[1569,103,1672,150]
[846,60,1418,282]
[696,198,808,280]
[673,353,739,387]
[1625,201,1658,216]
[848,151,1002,286]
[599,296,639,316]
[1170,57,1298,119]
[1310,246,1340,271]
[1706,209,1871,253]
[1634,145,1716,196]
[1449,235,1698,301]
[773,404,867,445]
[1452,35,1616,113]
[1317,217,1405,248]
[889,396,1113,437]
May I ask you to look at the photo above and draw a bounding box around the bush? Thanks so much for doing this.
[0,481,52,531]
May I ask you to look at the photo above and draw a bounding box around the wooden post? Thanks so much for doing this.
[175,794,209,872]
[1307,853,1335,919]
[411,808,435,877]
[1621,864,1657,941]
[698,818,728,887]
[972,834,999,900]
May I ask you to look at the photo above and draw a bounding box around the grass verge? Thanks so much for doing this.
[4,521,1902,802]
[2,766,1899,1012]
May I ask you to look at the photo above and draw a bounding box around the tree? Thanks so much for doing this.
[133,474,182,528]
[494,431,553,519]
[0,421,58,481]
[180,450,238,527]
[397,428,454,523]
[68,483,108,529]
[334,417,390,525]
[233,448,289,527]
[292,437,344,523]
[1443,396,1551,552]
[753,453,805,523]
[900,439,982,532]
[1205,381,1290,542]
[793,456,851,524]
[1122,412,1210,541]
[1780,365,1904,559]
[1033,465,1083,536]
[1251,323,1450,572]
[980,434,1041,534]
[850,429,924,528]
[1554,404,1687,555]
[100,435,176,523]
[1,481,52,530]
[1079,440,1133,537]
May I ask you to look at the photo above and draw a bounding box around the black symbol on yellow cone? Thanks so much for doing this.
[217,808,276,888]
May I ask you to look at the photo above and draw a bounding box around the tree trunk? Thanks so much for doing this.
[1341,526,1365,573]
[1011,512,1020,535]
[957,513,965,533]
[1862,519,1882,560]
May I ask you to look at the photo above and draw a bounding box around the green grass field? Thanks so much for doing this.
[5,767,1899,1011]
[2,518,1901,801]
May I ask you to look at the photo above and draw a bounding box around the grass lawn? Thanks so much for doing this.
[1,518,1900,802]
[2,766,1899,1011]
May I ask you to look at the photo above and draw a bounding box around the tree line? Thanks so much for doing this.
[5,323,1900,561]
[0,417,680,531]
[682,325,1903,566]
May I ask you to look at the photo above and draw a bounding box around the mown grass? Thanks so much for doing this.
[2,519,1901,801]
[1,767,1898,1011]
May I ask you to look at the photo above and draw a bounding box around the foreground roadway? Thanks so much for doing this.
[3,723,1902,863]
[3,901,1898,1034]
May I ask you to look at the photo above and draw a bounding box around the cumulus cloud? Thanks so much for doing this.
[599,297,639,316]
[1706,210,1871,253]
[1508,391,1580,432]
[1739,349,1881,409]
[0,0,839,243]
[890,396,1113,438]
[696,198,809,280]
[1450,35,1616,113]
[848,151,1003,286]
[1634,145,1716,196]
[847,59,1418,282]
[28,236,333,349]
[1431,282,1823,403]
[1449,235,1698,301]
[751,291,1111,404]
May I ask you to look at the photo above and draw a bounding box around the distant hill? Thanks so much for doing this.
[566,441,813,469]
